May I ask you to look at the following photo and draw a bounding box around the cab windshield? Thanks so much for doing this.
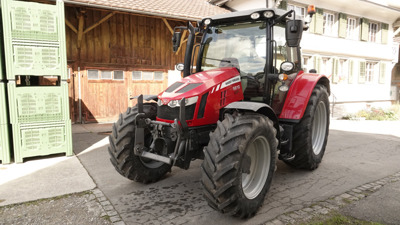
[200,21,299,75]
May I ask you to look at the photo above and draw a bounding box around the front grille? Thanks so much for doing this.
[157,104,196,121]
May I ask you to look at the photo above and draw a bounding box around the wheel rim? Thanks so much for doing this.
[311,101,327,155]
[241,136,271,199]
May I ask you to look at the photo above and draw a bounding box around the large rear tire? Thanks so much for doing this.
[201,113,277,218]
[284,84,330,170]
[108,104,171,183]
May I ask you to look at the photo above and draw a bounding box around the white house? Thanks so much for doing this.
[210,0,400,116]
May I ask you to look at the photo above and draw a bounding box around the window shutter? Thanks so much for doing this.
[348,60,354,84]
[278,0,287,10]
[379,62,386,84]
[359,61,366,83]
[381,23,388,44]
[309,15,315,33]
[332,58,339,83]
[360,18,369,41]
[315,8,324,35]
[314,56,322,73]
[338,13,347,38]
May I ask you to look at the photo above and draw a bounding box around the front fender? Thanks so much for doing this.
[279,72,330,121]
[224,101,280,142]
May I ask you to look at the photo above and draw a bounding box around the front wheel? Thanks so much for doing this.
[108,104,172,183]
[201,113,277,218]
[284,84,330,170]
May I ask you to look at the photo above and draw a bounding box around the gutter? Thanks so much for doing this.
[59,0,201,21]
[359,0,400,13]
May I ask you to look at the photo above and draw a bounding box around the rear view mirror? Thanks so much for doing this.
[172,31,182,52]
[286,20,303,47]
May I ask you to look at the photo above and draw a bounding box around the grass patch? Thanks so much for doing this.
[101,215,111,222]
[300,212,383,225]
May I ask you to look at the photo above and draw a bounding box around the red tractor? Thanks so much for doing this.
[108,5,330,218]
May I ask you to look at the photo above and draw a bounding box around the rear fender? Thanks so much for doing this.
[279,73,330,121]
[224,101,280,143]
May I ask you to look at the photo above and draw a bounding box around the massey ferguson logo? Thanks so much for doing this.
[161,99,169,105]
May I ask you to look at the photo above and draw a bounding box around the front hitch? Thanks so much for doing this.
[133,95,189,166]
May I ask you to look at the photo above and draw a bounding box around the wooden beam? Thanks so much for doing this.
[162,18,174,35]
[84,12,116,34]
[65,19,78,34]
[175,30,187,55]
[77,12,85,49]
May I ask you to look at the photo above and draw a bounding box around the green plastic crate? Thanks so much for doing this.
[0,82,8,125]
[1,0,68,80]
[12,120,73,163]
[7,81,70,124]
[9,43,64,77]
[0,124,11,164]
[2,0,60,42]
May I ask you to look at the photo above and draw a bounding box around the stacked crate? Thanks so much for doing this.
[0,35,11,164]
[1,0,72,163]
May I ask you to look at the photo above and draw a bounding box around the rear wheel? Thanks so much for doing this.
[201,113,277,218]
[284,84,330,170]
[108,104,171,183]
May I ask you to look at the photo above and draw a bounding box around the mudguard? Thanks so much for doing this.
[279,72,330,121]
[224,101,280,141]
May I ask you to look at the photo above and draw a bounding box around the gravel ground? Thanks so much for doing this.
[0,191,111,225]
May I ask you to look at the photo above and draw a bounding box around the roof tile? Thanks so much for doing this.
[67,0,231,20]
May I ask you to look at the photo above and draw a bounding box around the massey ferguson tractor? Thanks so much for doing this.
[108,5,330,218]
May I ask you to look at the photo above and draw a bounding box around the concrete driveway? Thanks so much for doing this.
[74,120,400,225]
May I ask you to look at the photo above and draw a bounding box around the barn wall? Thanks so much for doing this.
[65,6,188,122]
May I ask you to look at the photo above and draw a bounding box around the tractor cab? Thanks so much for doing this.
[173,7,315,114]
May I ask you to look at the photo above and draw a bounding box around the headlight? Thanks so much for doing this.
[250,12,260,20]
[157,99,162,106]
[176,63,184,71]
[204,18,212,25]
[167,96,198,108]
[263,11,274,18]
[281,61,294,72]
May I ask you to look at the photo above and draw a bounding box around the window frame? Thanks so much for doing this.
[113,70,124,80]
[87,69,100,80]
[368,22,379,43]
[323,12,336,36]
[365,62,378,83]
[346,17,358,40]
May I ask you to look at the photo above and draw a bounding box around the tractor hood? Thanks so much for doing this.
[158,67,240,103]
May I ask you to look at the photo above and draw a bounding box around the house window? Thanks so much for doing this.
[368,23,379,43]
[132,71,164,81]
[321,57,332,76]
[346,17,358,40]
[142,72,153,80]
[113,71,124,80]
[288,4,306,18]
[154,71,163,80]
[366,62,377,83]
[88,70,99,80]
[101,71,112,80]
[323,12,336,36]
[132,71,142,80]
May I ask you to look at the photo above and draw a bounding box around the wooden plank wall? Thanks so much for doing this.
[65,6,187,122]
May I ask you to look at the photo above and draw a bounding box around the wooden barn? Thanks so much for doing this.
[61,0,229,123]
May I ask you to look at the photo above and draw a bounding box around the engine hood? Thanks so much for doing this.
[158,67,240,102]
